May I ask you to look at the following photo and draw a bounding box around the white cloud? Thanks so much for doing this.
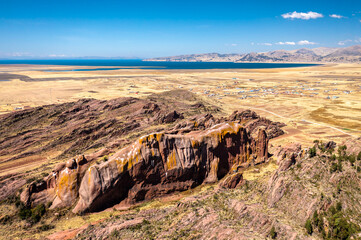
[225,43,238,47]
[258,43,273,46]
[298,40,316,45]
[329,14,345,19]
[276,41,296,45]
[338,39,352,45]
[282,11,323,20]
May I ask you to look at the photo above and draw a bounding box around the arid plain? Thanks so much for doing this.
[1,63,361,239]
[1,63,361,176]
[1,63,360,144]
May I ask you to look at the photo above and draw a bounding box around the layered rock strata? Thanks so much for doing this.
[22,122,269,213]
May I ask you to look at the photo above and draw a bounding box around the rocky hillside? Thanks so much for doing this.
[70,140,361,240]
[1,91,361,240]
[144,45,361,63]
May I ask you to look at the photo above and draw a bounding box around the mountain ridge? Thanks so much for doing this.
[144,45,361,63]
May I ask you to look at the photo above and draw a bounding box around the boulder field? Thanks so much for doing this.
[21,120,270,213]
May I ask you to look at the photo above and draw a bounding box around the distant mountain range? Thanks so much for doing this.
[144,45,361,63]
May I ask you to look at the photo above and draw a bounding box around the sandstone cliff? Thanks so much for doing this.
[22,121,269,213]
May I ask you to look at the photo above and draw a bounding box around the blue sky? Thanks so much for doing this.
[0,0,360,58]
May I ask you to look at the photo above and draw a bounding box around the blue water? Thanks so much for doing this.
[0,59,319,70]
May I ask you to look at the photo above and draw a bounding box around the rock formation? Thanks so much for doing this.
[22,121,270,213]
[73,122,268,213]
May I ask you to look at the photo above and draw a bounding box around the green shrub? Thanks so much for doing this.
[31,204,46,223]
[312,211,319,227]
[330,160,342,173]
[18,203,32,220]
[270,226,277,239]
[305,219,313,235]
[18,203,46,223]
[309,146,317,158]
[336,202,342,212]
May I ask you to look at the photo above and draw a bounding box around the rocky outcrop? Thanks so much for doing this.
[21,120,271,213]
[20,155,89,208]
[73,122,268,213]
[219,172,245,189]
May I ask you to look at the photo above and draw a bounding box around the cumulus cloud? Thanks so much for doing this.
[329,14,345,19]
[298,40,316,45]
[276,41,296,45]
[274,40,317,46]
[282,11,323,20]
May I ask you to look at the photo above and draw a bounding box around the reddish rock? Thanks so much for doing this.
[21,110,279,213]
[219,172,245,189]
[73,122,268,213]
[160,111,184,123]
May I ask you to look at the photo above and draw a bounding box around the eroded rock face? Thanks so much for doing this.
[73,123,268,213]
[21,110,280,213]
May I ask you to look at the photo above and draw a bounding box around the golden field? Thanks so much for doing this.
[1,63,360,147]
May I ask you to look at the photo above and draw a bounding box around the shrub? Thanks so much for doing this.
[270,226,277,239]
[330,160,342,173]
[37,224,54,231]
[305,219,313,235]
[312,211,319,227]
[18,203,32,220]
[18,203,46,223]
[336,202,342,212]
[31,204,46,223]
[309,146,317,158]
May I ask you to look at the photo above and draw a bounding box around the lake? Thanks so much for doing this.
[0,59,319,70]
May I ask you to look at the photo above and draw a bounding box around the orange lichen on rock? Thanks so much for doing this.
[71,122,268,213]
[21,121,270,213]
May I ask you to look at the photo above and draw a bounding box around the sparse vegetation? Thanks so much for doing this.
[309,146,317,158]
[18,203,46,223]
[305,219,313,235]
[305,202,360,239]
[270,226,277,239]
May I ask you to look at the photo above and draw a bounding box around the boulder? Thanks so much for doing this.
[219,172,245,189]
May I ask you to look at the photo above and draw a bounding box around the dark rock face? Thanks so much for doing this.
[160,111,184,123]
